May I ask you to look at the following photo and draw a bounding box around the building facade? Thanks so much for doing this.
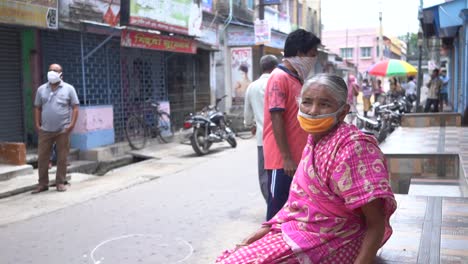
[322,28,407,75]
[0,0,327,151]
[422,0,468,117]
[0,0,60,144]
[322,28,381,75]
[215,0,326,114]
[0,0,219,150]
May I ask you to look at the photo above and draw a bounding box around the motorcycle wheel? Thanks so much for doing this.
[226,135,237,148]
[190,127,212,156]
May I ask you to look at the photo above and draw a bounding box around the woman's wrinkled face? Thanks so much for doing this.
[299,84,347,120]
[300,84,337,115]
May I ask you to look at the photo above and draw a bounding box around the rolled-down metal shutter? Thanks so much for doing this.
[0,28,23,142]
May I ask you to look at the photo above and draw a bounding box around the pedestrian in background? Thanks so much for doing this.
[388,77,405,103]
[439,69,449,111]
[262,29,321,221]
[361,79,372,117]
[424,69,443,112]
[346,74,359,123]
[32,64,79,193]
[244,54,279,203]
[405,76,417,105]
[373,79,384,103]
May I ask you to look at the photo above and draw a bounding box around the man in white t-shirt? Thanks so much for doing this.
[405,76,417,104]
[244,55,278,202]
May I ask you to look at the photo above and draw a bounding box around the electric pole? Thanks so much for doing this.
[259,0,265,58]
[379,11,383,60]
[416,0,424,112]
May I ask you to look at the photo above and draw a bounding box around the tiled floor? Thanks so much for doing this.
[381,126,468,196]
[381,127,468,157]
[377,127,468,263]
[379,195,468,263]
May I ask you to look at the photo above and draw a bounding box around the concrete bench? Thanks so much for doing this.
[378,126,468,262]
[402,112,462,127]
[378,195,468,263]
[380,126,468,197]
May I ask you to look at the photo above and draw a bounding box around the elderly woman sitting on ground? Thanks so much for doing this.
[216,74,397,264]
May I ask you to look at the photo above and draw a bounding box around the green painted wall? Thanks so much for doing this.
[22,30,34,145]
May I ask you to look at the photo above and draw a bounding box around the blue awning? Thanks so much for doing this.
[422,0,466,38]
[438,0,464,28]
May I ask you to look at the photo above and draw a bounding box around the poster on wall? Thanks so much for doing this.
[0,0,58,29]
[122,0,202,37]
[231,47,253,106]
[59,0,121,29]
[254,19,271,45]
[158,101,173,137]
[227,25,255,46]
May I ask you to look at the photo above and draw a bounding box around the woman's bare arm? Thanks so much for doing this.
[354,199,385,264]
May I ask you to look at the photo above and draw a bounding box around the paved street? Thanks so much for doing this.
[0,138,265,264]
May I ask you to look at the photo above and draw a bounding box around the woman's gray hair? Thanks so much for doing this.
[300,74,348,105]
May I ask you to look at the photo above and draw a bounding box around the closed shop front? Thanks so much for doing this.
[0,27,23,142]
[121,29,205,130]
[41,29,125,140]
[121,47,167,130]
[166,50,211,128]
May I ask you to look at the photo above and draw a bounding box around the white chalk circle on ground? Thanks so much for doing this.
[90,233,193,264]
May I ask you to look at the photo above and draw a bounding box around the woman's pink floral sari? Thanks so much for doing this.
[265,123,397,263]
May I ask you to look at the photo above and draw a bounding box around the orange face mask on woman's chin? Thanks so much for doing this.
[297,105,345,134]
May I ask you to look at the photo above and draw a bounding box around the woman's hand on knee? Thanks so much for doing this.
[238,226,271,248]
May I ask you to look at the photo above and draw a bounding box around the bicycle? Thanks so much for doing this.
[125,101,175,150]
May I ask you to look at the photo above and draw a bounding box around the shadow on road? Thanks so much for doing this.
[179,146,233,158]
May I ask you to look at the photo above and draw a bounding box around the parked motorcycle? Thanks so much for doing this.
[354,111,388,143]
[376,98,407,130]
[183,95,237,155]
[354,94,410,144]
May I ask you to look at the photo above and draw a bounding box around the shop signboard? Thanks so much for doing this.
[254,19,270,45]
[231,47,253,105]
[121,30,197,54]
[122,0,202,37]
[266,31,286,50]
[197,19,218,47]
[263,0,281,5]
[0,0,58,29]
[227,25,255,46]
[59,0,121,29]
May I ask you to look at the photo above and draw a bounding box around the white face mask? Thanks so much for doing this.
[284,56,317,81]
[47,71,62,84]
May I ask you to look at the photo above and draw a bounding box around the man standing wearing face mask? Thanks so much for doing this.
[32,64,79,193]
[263,29,321,220]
